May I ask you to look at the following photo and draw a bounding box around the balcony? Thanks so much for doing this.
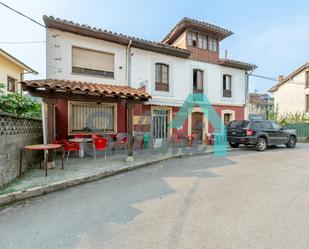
[193,88,204,101]
[155,82,169,92]
[223,89,232,98]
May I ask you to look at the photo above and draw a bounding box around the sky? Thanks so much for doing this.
[0,0,309,93]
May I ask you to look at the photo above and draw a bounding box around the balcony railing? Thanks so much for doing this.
[193,88,203,94]
[223,89,232,98]
[155,82,169,92]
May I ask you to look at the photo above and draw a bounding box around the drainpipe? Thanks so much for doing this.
[126,40,132,87]
[245,68,255,119]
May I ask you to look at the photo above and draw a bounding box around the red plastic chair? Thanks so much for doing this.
[74,133,85,138]
[63,140,80,160]
[187,133,197,147]
[207,133,214,145]
[94,138,108,159]
[91,134,102,142]
[172,133,182,146]
[53,138,66,145]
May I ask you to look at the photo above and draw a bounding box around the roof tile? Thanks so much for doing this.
[21,79,151,100]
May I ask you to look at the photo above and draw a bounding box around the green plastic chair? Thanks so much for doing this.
[143,132,150,149]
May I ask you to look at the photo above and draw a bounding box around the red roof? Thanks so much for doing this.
[21,79,151,100]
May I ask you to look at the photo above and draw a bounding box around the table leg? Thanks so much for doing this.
[61,146,64,170]
[39,150,42,169]
[79,142,84,158]
[45,150,48,177]
[19,148,24,177]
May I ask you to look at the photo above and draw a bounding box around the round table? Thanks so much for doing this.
[20,144,64,177]
[68,138,93,158]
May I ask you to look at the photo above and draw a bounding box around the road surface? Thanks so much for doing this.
[1,144,309,249]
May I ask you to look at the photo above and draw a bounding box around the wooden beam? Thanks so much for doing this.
[43,98,57,162]
[126,99,134,158]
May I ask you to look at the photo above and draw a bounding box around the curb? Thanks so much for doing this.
[0,148,234,208]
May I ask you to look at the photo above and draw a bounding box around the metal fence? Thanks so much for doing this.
[284,123,309,137]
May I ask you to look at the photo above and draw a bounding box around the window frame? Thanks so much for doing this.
[208,36,218,52]
[71,46,115,79]
[7,76,16,92]
[306,95,309,113]
[223,74,232,98]
[198,34,207,49]
[68,101,117,135]
[193,69,204,93]
[187,31,197,47]
[155,63,169,92]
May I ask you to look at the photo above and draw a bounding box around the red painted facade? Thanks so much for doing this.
[208,105,245,133]
[55,99,244,140]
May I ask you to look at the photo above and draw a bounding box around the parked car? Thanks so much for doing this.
[226,120,297,151]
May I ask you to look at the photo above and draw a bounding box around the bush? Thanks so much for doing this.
[268,104,309,125]
[0,83,41,118]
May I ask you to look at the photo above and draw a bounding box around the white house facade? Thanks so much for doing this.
[42,16,256,145]
[269,63,309,117]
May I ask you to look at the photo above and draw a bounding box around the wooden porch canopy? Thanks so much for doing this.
[21,79,151,103]
[20,79,151,158]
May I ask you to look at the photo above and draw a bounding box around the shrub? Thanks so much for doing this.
[0,83,41,118]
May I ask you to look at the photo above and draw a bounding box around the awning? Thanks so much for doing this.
[21,79,151,102]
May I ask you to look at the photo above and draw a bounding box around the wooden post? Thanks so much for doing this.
[43,98,57,162]
[126,99,134,161]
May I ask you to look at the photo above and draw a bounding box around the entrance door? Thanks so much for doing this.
[191,112,203,144]
[152,109,169,147]
[224,113,232,125]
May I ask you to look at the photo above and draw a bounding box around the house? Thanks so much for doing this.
[21,16,256,149]
[0,48,37,94]
[247,93,274,120]
[269,63,309,117]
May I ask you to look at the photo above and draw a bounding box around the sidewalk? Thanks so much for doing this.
[0,145,219,207]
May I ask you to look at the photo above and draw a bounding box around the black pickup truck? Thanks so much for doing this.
[227,120,297,151]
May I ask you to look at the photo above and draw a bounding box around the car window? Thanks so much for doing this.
[250,121,262,130]
[271,122,282,130]
[261,121,273,129]
[229,121,249,129]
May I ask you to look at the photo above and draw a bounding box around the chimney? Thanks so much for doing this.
[278,75,285,82]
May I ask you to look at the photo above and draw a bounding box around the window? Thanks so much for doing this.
[223,74,232,98]
[155,63,169,92]
[272,122,282,130]
[261,121,273,129]
[7,76,16,92]
[306,95,309,112]
[208,37,218,52]
[306,71,309,88]
[187,31,197,47]
[198,34,207,49]
[193,69,203,92]
[228,120,249,129]
[69,102,116,133]
[72,47,114,78]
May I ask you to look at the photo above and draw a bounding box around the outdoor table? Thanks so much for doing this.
[20,144,64,177]
[68,138,93,158]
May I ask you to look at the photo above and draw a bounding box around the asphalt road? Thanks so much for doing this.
[1,144,309,249]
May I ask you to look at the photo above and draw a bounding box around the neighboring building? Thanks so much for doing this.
[269,63,309,117]
[0,48,37,94]
[23,16,256,146]
[247,93,274,120]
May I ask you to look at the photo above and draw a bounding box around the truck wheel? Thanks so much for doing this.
[286,136,296,148]
[229,142,240,148]
[255,137,267,151]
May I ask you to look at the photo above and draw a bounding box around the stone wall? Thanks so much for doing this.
[0,112,43,187]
